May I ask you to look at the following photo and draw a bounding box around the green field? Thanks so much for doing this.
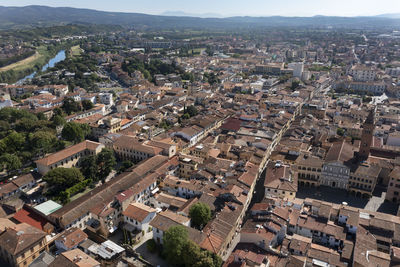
[70,45,82,56]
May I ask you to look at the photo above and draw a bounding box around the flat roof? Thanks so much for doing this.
[34,200,62,216]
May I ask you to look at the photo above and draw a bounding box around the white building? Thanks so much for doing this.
[99,92,114,106]
[123,202,157,232]
[348,65,377,82]
[288,62,304,78]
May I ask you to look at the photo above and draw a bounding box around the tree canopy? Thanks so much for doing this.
[61,122,91,143]
[189,202,212,229]
[62,97,81,115]
[81,99,94,110]
[0,153,22,175]
[80,155,97,180]
[96,148,116,182]
[80,149,116,182]
[163,225,188,266]
[43,167,85,192]
[163,225,222,267]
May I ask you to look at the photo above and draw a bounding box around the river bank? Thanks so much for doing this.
[0,45,67,84]
[17,50,66,84]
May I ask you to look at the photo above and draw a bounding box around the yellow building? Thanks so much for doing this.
[0,223,48,267]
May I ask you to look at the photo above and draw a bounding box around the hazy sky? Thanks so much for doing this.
[0,0,399,17]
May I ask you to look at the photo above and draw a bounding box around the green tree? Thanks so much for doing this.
[29,131,57,157]
[52,107,65,117]
[182,113,190,120]
[79,155,98,180]
[62,122,90,143]
[194,251,222,267]
[15,117,37,132]
[0,121,10,132]
[51,115,66,127]
[186,105,198,117]
[163,225,188,266]
[36,112,47,121]
[119,160,133,173]
[0,153,21,175]
[182,241,202,266]
[146,239,157,253]
[163,225,222,267]
[62,97,81,115]
[189,202,212,229]
[43,167,85,192]
[2,131,25,153]
[96,148,116,182]
[337,128,345,136]
[291,80,300,91]
[81,99,94,110]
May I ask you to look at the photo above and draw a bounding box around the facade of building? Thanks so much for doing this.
[122,202,157,232]
[348,164,381,197]
[0,223,48,267]
[35,141,105,175]
[359,109,375,159]
[386,167,400,203]
[264,162,297,200]
[321,141,354,189]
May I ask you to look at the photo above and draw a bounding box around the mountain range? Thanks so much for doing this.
[160,11,224,18]
[0,5,400,30]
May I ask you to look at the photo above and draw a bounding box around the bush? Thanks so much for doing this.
[65,179,91,196]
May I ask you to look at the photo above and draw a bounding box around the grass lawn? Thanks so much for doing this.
[192,47,206,54]
[70,45,82,56]
[99,87,124,93]
[69,187,92,202]
[0,52,40,71]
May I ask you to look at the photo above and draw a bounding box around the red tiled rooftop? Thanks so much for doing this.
[13,207,51,231]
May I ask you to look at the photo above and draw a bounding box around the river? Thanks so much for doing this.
[16,50,66,84]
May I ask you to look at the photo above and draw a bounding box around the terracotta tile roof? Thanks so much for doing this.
[155,193,187,209]
[122,202,156,222]
[52,249,100,267]
[0,182,18,197]
[325,140,354,163]
[13,207,52,231]
[49,155,168,228]
[35,140,103,166]
[12,173,35,187]
[56,228,88,249]
[0,223,46,256]
[114,135,163,155]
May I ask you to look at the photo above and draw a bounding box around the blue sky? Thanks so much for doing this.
[0,0,399,17]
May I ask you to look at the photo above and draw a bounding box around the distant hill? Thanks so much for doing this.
[0,5,400,30]
[160,11,223,18]
[376,13,400,19]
